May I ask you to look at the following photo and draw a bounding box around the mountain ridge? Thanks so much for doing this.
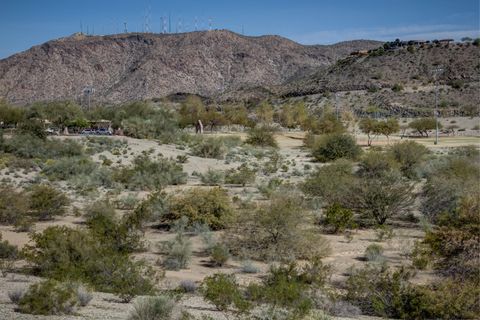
[0,30,381,104]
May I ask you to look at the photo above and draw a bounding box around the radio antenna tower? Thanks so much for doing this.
[124,22,127,33]
[161,16,167,33]
[208,17,212,31]
[178,18,183,33]
[80,21,83,34]
[194,17,198,31]
[168,13,171,33]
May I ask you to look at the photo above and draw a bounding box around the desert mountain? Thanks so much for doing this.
[0,30,380,104]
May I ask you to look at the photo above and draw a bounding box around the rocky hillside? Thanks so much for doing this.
[0,30,380,104]
[281,42,480,96]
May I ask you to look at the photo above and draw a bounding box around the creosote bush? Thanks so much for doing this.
[116,154,187,190]
[128,295,182,320]
[28,184,69,221]
[22,225,157,302]
[225,190,330,261]
[245,126,278,148]
[18,279,78,315]
[322,203,356,233]
[311,134,361,162]
[224,164,256,186]
[166,187,233,230]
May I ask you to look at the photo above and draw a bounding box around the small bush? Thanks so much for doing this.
[28,184,69,220]
[0,233,18,259]
[162,232,192,270]
[167,187,233,230]
[364,244,385,263]
[241,260,259,274]
[311,134,361,162]
[210,243,230,267]
[75,284,93,307]
[128,295,180,320]
[179,280,197,293]
[391,83,404,92]
[18,279,78,315]
[322,203,356,233]
[190,137,228,159]
[225,164,256,186]
[8,288,25,304]
[388,141,429,179]
[245,127,278,148]
[0,187,29,225]
[201,273,250,313]
[200,168,225,186]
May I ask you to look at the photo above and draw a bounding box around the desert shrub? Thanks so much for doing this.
[302,159,355,206]
[128,295,181,320]
[245,127,278,148]
[241,260,260,274]
[28,184,69,220]
[358,151,398,178]
[3,133,83,159]
[247,260,331,317]
[84,136,128,154]
[42,156,98,180]
[200,168,225,185]
[190,137,228,159]
[417,195,479,280]
[201,273,250,313]
[353,171,414,225]
[322,203,356,233]
[114,194,139,210]
[374,225,395,241]
[258,177,284,198]
[210,243,230,267]
[162,219,192,270]
[116,155,187,190]
[388,141,429,179]
[0,187,29,225]
[0,234,19,259]
[179,280,197,293]
[306,112,345,135]
[421,155,479,222]
[225,191,330,261]
[18,279,78,315]
[224,164,256,186]
[75,283,93,306]
[391,83,404,92]
[8,288,25,304]
[133,191,170,223]
[22,226,156,301]
[364,244,385,263]
[120,107,180,143]
[166,187,233,230]
[85,200,144,253]
[311,134,361,162]
[261,150,283,174]
[345,264,479,319]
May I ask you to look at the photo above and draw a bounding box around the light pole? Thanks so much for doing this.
[432,67,443,145]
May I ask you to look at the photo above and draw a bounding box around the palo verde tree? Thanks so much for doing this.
[359,118,399,146]
[409,118,440,137]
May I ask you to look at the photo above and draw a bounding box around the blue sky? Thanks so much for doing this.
[0,0,478,58]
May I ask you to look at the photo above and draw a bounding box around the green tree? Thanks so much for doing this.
[409,118,440,137]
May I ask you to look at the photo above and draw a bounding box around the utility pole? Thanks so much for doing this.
[432,67,443,145]
[335,92,339,120]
